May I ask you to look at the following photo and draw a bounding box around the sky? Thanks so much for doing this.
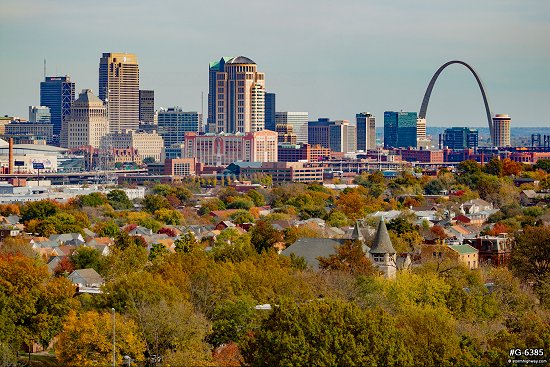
[1,0,549,128]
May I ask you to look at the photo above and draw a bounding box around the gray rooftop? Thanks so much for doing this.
[281,237,344,270]
[369,218,396,255]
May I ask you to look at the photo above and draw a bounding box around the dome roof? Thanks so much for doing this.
[74,89,103,105]
[227,56,256,65]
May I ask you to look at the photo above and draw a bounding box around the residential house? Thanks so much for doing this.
[68,268,104,288]
[463,234,513,266]
[520,190,550,206]
[421,244,479,269]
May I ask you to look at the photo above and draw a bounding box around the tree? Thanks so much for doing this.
[0,204,20,217]
[246,190,266,207]
[502,158,523,176]
[318,240,377,276]
[226,198,254,210]
[93,220,121,238]
[533,159,550,173]
[77,192,108,208]
[149,243,170,261]
[230,210,255,224]
[71,246,105,273]
[56,310,146,367]
[20,200,58,222]
[250,220,283,253]
[0,254,75,357]
[484,158,504,177]
[143,194,171,213]
[174,231,199,253]
[208,297,255,347]
[154,208,183,225]
[241,299,411,367]
[424,178,446,195]
[510,225,550,303]
[457,160,481,175]
[326,210,350,228]
[107,189,134,210]
[137,299,211,366]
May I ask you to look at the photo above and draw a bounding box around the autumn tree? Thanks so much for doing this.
[510,225,550,303]
[502,158,523,176]
[250,220,284,253]
[174,230,199,253]
[56,310,145,367]
[70,246,105,273]
[484,158,504,177]
[20,200,58,222]
[318,240,377,276]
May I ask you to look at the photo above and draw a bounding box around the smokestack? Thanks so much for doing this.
[8,138,14,174]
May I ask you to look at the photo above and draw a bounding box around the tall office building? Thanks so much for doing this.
[157,107,201,148]
[439,127,478,150]
[139,90,155,124]
[383,111,418,149]
[308,118,355,153]
[207,56,265,133]
[356,112,376,151]
[29,106,51,123]
[492,114,511,147]
[40,76,75,138]
[99,53,140,133]
[207,56,233,133]
[275,112,308,144]
[265,93,276,131]
[64,89,109,149]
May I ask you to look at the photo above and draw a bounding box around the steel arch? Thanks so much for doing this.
[419,60,493,144]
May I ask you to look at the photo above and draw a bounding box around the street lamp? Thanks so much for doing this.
[111,308,116,367]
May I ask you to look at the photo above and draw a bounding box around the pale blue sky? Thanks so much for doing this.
[1,0,549,127]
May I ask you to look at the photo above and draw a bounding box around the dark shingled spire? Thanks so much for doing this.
[370,217,395,254]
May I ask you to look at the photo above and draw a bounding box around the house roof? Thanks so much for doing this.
[448,244,478,255]
[369,218,395,255]
[281,237,344,270]
[68,268,104,285]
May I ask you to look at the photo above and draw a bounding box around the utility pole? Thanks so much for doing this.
[112,308,116,367]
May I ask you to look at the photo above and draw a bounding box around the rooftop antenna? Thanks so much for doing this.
[201,91,204,132]
[43,58,46,80]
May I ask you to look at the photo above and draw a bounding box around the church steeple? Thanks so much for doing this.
[370,217,395,255]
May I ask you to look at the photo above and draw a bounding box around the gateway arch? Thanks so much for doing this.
[418,60,494,145]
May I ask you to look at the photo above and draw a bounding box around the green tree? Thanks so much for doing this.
[149,243,170,261]
[77,192,108,208]
[20,200,58,222]
[174,231,198,253]
[154,208,184,225]
[246,190,266,207]
[250,220,283,253]
[226,198,254,210]
[484,158,504,177]
[510,225,550,304]
[230,209,255,224]
[93,219,121,237]
[242,299,411,367]
[326,210,350,228]
[143,194,171,213]
[208,297,256,347]
[533,159,550,173]
[424,178,446,195]
[107,189,134,210]
[70,246,105,273]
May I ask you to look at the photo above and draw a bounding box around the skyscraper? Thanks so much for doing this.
[308,118,355,153]
[492,114,511,147]
[139,90,155,124]
[275,112,308,144]
[356,112,376,151]
[265,93,276,131]
[40,76,75,138]
[29,106,51,123]
[99,53,139,133]
[65,89,109,149]
[383,111,418,149]
[439,127,478,149]
[157,108,201,148]
[207,56,233,133]
[207,56,265,133]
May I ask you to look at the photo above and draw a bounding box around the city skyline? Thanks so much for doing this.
[1,0,549,127]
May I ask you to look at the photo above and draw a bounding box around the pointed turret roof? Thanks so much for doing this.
[369,217,395,254]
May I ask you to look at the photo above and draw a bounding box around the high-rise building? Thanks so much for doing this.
[383,111,418,149]
[439,127,478,150]
[157,108,201,148]
[5,122,54,144]
[28,106,51,123]
[65,89,109,149]
[275,123,297,144]
[139,90,155,124]
[265,93,276,131]
[183,130,277,166]
[356,112,376,151]
[101,130,164,162]
[40,76,75,138]
[99,53,140,133]
[492,114,511,147]
[308,118,355,153]
[207,56,233,133]
[275,112,308,144]
[207,56,265,133]
[416,118,426,140]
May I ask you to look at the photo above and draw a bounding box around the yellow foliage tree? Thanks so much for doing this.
[57,310,146,367]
